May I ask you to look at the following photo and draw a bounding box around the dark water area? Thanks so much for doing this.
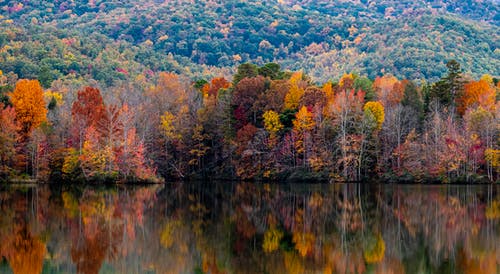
[0,183,499,274]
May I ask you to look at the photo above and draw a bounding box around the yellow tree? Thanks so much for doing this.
[10,79,47,137]
[293,106,315,166]
[263,110,283,138]
[363,101,385,130]
[0,105,19,177]
[284,71,305,110]
[160,111,181,141]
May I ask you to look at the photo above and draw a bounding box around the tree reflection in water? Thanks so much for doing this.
[0,183,498,273]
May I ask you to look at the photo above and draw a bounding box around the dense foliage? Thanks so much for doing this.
[0,60,499,182]
[0,0,498,85]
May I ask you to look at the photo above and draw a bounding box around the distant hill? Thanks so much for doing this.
[0,0,498,84]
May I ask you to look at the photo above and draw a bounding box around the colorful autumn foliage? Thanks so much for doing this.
[10,79,47,137]
[0,59,498,183]
[363,101,385,130]
[457,79,496,115]
[263,110,283,136]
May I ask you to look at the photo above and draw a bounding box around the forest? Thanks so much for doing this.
[0,0,498,85]
[0,60,499,183]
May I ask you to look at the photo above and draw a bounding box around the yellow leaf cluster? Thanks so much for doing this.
[160,111,181,141]
[293,106,315,132]
[485,149,499,169]
[363,101,385,130]
[263,110,283,135]
[262,227,284,253]
[284,71,304,110]
[62,148,79,175]
[44,90,63,105]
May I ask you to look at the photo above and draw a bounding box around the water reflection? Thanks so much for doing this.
[0,183,498,274]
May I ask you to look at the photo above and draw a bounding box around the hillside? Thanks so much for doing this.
[0,0,498,85]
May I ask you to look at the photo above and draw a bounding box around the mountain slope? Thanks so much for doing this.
[0,0,498,83]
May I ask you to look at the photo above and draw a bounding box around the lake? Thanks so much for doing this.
[0,183,498,274]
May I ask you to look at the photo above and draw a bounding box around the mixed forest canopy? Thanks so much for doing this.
[0,0,498,86]
[0,0,498,183]
[0,60,499,183]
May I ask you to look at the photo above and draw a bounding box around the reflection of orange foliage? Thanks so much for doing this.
[5,227,46,274]
[284,251,305,274]
[292,231,315,257]
[71,225,109,274]
[458,248,497,274]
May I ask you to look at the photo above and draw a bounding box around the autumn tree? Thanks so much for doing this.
[373,75,400,107]
[119,127,158,181]
[328,89,366,180]
[284,71,306,110]
[10,79,47,138]
[231,75,267,128]
[299,86,327,110]
[293,106,315,167]
[393,129,425,179]
[457,79,496,115]
[254,79,290,113]
[0,104,19,179]
[363,102,385,130]
[201,77,230,98]
[71,87,107,151]
[79,125,113,180]
[263,110,283,139]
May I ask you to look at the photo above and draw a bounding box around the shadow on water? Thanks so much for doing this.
[0,182,498,273]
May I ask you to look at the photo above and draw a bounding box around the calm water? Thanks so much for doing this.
[0,183,499,274]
